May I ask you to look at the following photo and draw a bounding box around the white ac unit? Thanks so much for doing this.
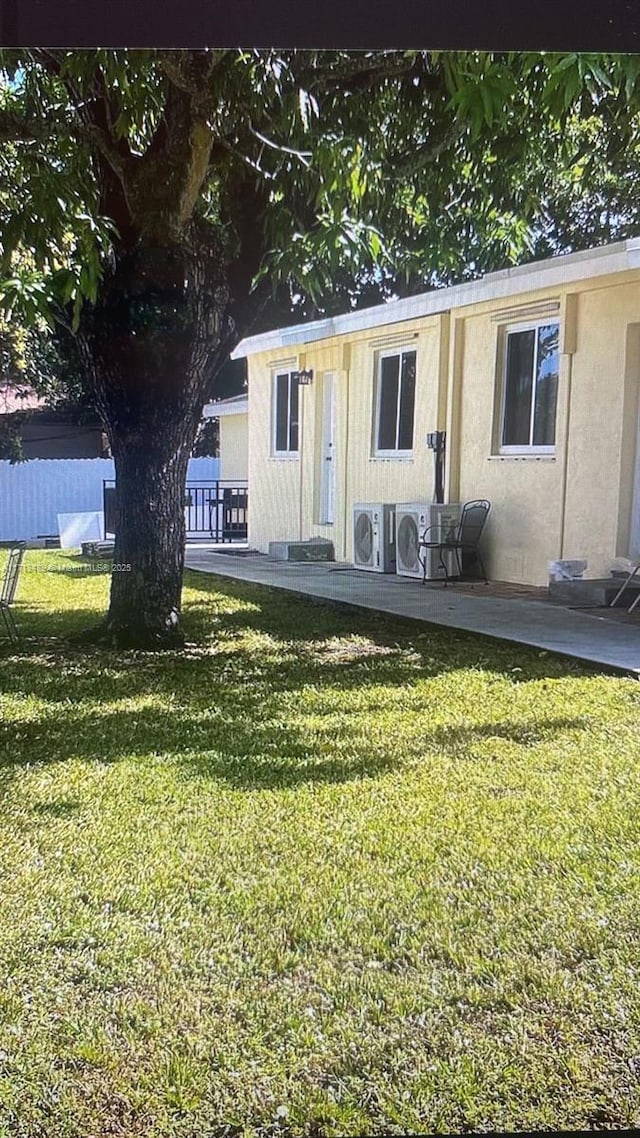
[395,502,462,579]
[352,503,396,573]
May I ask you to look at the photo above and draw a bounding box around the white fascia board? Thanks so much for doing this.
[231,238,640,360]
[202,398,249,419]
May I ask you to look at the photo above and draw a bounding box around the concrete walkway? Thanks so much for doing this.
[184,547,640,677]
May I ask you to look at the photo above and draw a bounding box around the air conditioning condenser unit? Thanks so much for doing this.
[352,503,396,572]
[395,502,462,579]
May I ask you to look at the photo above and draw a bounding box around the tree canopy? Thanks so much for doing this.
[2,51,639,325]
[1,50,639,646]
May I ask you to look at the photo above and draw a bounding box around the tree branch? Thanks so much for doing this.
[0,106,45,143]
[248,125,312,166]
[301,50,445,97]
[387,120,466,176]
[156,50,229,98]
[28,50,135,180]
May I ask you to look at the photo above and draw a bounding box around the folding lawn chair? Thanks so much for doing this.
[0,543,26,643]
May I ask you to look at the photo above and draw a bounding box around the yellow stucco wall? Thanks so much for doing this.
[451,275,640,582]
[562,284,640,569]
[248,342,347,550]
[450,301,567,583]
[247,268,640,584]
[248,320,444,560]
[219,414,248,482]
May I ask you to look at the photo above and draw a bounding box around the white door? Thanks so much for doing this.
[631,404,640,558]
[320,372,336,525]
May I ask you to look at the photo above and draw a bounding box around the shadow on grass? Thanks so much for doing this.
[0,570,609,799]
[0,609,104,649]
[0,693,588,792]
[2,585,588,711]
[183,570,601,682]
[32,799,82,817]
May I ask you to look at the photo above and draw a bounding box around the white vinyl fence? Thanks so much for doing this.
[0,456,220,542]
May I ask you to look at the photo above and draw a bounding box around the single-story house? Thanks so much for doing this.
[231,238,640,586]
[200,393,249,541]
[202,393,248,482]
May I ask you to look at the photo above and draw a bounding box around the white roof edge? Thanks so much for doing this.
[203,395,248,418]
[231,237,640,359]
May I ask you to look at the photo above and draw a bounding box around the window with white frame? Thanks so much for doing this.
[374,347,416,456]
[272,370,300,455]
[500,321,560,452]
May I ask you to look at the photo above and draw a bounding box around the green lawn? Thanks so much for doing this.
[1,549,640,1137]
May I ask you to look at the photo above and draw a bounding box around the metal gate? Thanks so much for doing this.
[103,480,248,541]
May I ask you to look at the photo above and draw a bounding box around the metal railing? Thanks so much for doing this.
[103,480,248,542]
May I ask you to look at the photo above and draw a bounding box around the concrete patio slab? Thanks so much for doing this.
[184,548,640,677]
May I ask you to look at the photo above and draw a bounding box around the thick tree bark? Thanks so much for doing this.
[101,429,192,648]
[77,225,230,649]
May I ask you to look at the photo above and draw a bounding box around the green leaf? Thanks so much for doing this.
[479,82,494,125]
[555,53,579,73]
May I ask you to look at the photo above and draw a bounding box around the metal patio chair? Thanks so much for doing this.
[0,543,26,643]
[419,499,491,587]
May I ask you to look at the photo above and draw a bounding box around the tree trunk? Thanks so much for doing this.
[104,428,192,648]
[77,227,230,649]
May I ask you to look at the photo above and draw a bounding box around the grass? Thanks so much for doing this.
[1,549,640,1136]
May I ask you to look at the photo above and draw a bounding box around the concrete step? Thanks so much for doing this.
[268,538,335,562]
[548,576,640,608]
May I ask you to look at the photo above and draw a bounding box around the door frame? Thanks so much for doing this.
[319,371,337,525]
[623,324,640,559]
[630,405,640,558]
